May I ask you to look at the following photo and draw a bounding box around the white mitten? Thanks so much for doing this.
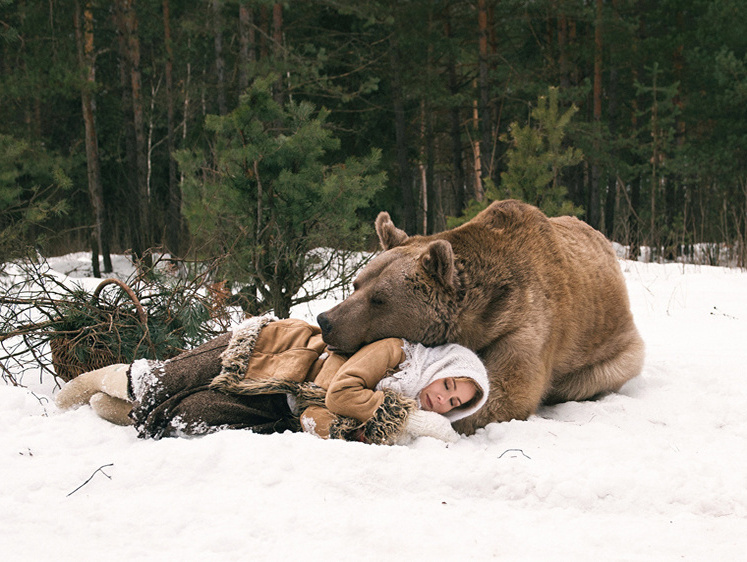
[403,410,460,443]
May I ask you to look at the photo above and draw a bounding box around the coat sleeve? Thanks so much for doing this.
[324,338,405,423]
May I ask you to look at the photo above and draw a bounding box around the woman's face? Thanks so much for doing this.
[418,377,476,414]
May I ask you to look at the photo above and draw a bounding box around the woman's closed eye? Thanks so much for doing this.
[444,378,461,407]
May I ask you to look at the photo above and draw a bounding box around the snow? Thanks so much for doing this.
[2,255,747,561]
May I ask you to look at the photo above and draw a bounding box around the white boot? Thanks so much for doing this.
[90,392,134,425]
[97,364,130,400]
[55,364,130,410]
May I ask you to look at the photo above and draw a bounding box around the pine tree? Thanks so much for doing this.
[500,87,584,218]
[177,77,385,318]
[0,135,70,266]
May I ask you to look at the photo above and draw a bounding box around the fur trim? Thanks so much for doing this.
[329,415,364,441]
[210,315,276,393]
[212,376,325,404]
[329,389,417,445]
[210,375,327,412]
[292,383,328,412]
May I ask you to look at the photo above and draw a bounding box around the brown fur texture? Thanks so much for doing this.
[317,199,645,434]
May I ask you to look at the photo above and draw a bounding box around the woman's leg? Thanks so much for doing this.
[128,333,232,410]
[128,333,296,438]
[56,333,231,421]
[58,331,297,438]
[154,390,296,437]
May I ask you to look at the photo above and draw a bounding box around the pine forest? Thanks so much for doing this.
[2,0,746,287]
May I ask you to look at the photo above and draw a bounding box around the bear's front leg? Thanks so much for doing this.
[452,336,550,434]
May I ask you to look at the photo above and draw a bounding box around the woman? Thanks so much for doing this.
[56,316,489,445]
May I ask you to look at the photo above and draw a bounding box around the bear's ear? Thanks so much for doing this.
[420,240,456,289]
[375,212,409,250]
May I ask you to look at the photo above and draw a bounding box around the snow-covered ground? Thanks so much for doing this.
[2,254,746,561]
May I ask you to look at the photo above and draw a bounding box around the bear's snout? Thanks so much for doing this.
[317,308,364,353]
[317,312,332,338]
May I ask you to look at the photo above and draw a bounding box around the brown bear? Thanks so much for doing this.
[317,199,645,434]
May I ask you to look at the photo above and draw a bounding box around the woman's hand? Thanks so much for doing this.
[402,410,460,443]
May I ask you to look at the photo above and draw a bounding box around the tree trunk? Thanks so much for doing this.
[628,15,641,260]
[425,103,436,234]
[421,10,437,235]
[445,13,465,217]
[417,99,436,235]
[74,0,111,275]
[115,0,151,263]
[213,0,227,115]
[477,0,492,184]
[472,83,483,202]
[239,3,255,92]
[419,100,427,235]
[259,5,269,60]
[650,65,659,255]
[128,0,151,259]
[114,5,140,257]
[390,38,416,232]
[272,3,284,105]
[254,159,263,239]
[163,0,182,257]
[669,8,686,260]
[629,175,641,260]
[272,5,283,52]
[604,66,618,238]
[589,0,603,229]
[558,10,570,90]
[604,0,621,239]
[182,38,191,148]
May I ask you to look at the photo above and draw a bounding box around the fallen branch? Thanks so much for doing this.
[498,448,531,460]
[67,463,114,497]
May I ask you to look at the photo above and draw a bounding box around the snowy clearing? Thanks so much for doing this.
[1,255,746,561]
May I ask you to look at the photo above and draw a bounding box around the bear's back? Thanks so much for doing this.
[441,200,634,364]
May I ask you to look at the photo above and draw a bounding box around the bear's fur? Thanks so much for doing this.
[317,199,645,434]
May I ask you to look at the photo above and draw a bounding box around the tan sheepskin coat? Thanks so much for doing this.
[209,317,412,440]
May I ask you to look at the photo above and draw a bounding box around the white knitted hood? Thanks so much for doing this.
[375,341,489,422]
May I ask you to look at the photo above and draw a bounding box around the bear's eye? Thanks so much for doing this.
[370,294,386,306]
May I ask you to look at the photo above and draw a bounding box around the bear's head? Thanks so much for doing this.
[317,212,459,353]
